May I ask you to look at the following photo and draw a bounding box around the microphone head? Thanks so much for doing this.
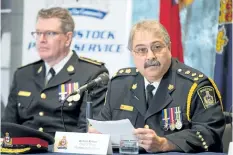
[98,72,109,86]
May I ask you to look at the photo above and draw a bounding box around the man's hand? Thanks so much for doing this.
[133,128,176,152]
[87,126,102,134]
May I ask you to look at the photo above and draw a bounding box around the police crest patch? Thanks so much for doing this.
[197,86,216,109]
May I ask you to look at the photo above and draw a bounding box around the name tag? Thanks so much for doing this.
[18,91,31,97]
[120,104,133,111]
[54,132,112,155]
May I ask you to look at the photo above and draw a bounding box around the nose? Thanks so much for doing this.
[146,49,156,59]
[38,33,47,43]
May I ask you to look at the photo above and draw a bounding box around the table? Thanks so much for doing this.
[24,152,227,155]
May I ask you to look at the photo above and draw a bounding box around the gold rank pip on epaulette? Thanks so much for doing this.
[177,68,205,82]
[177,68,207,122]
[111,68,139,79]
[79,56,104,66]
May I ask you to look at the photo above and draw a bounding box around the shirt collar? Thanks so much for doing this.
[45,50,73,76]
[144,77,162,91]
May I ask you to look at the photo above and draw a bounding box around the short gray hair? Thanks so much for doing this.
[37,7,75,33]
[128,20,171,50]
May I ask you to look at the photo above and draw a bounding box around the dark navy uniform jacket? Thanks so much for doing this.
[97,58,225,153]
[2,51,108,136]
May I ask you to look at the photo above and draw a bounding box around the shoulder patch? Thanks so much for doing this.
[177,68,206,83]
[18,60,43,69]
[111,68,138,80]
[197,86,216,109]
[79,56,104,66]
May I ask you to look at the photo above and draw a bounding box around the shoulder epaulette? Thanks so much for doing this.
[111,68,138,80]
[176,68,207,83]
[18,60,43,70]
[79,56,104,66]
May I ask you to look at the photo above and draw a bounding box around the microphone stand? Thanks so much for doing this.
[60,90,93,132]
[60,92,79,132]
[85,90,93,132]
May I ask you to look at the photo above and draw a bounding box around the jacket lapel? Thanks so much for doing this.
[144,61,176,121]
[33,62,46,90]
[45,52,77,89]
[130,73,147,116]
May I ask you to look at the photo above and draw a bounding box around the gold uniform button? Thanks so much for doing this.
[38,127,43,132]
[39,112,44,116]
[41,93,46,99]
[204,145,208,149]
[68,103,73,106]
[202,142,206,145]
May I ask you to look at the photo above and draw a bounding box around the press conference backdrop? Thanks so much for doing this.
[22,0,132,76]
[22,0,222,77]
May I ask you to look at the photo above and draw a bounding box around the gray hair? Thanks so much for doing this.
[37,7,75,33]
[128,20,171,50]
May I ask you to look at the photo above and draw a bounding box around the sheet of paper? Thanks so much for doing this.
[87,119,135,146]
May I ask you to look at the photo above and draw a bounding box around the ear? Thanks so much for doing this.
[65,32,73,47]
[130,50,135,57]
[167,42,171,51]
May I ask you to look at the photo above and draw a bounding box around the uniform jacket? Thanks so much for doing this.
[97,58,225,153]
[2,51,108,136]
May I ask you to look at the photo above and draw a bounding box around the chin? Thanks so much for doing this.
[145,69,161,78]
[38,54,52,61]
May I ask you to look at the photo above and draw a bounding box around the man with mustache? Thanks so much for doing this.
[2,7,108,136]
[90,20,225,153]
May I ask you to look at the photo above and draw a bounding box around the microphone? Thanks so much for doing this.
[60,72,109,132]
[70,72,109,95]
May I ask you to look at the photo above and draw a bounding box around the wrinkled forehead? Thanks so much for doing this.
[36,17,62,31]
[132,30,164,46]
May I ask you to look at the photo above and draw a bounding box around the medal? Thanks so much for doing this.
[175,121,182,130]
[175,107,183,130]
[169,107,176,131]
[67,96,73,102]
[73,94,80,101]
[162,109,169,131]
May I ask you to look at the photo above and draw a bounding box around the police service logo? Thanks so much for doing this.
[68,7,108,19]
[3,132,12,147]
[216,26,228,54]
[57,136,68,149]
[197,86,216,109]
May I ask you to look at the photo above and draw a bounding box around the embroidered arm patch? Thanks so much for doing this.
[197,86,216,109]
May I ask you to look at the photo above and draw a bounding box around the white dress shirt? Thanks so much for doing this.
[44,50,73,83]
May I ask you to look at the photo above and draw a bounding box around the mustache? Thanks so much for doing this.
[144,59,161,69]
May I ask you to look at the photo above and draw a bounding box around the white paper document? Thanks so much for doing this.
[88,119,135,146]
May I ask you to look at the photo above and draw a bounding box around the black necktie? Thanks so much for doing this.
[146,84,155,109]
[48,68,56,83]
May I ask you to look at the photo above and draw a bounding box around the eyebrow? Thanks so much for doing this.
[135,41,163,47]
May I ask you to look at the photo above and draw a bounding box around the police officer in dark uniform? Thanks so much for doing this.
[90,20,225,153]
[2,7,108,136]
